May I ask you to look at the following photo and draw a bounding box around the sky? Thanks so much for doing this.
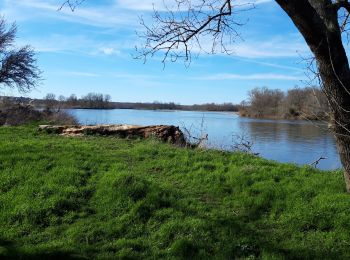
[0,0,313,104]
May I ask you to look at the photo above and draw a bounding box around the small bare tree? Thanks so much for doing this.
[0,18,40,93]
[231,132,258,155]
[44,93,57,111]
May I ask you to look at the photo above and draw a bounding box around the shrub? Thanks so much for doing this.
[0,101,77,126]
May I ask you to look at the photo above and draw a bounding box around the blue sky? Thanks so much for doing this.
[0,0,312,104]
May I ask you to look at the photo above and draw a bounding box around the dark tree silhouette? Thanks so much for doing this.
[62,0,350,192]
[0,17,40,93]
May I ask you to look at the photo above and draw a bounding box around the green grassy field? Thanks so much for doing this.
[0,125,349,259]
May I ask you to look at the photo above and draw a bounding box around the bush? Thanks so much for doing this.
[0,102,77,126]
[240,86,330,120]
[45,110,78,125]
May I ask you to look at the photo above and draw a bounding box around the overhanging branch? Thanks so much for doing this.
[137,0,250,64]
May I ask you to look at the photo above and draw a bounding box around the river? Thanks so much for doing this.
[67,109,341,170]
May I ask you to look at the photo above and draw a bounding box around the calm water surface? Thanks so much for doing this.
[67,109,341,170]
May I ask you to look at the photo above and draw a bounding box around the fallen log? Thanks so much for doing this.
[38,124,186,146]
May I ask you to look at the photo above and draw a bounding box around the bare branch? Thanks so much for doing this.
[310,156,327,168]
[59,0,86,11]
[137,0,251,64]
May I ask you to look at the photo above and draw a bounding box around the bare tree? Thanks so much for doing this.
[247,87,285,118]
[44,93,57,111]
[241,86,330,120]
[62,0,350,192]
[0,17,40,93]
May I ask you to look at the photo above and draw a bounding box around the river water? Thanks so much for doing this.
[67,109,341,170]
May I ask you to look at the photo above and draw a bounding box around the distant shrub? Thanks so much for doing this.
[239,86,330,120]
[45,110,77,125]
[0,101,77,126]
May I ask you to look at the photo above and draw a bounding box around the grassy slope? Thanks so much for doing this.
[0,126,349,259]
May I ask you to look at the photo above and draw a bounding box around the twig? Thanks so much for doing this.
[310,156,327,168]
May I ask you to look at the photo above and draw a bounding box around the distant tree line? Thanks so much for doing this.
[42,93,112,110]
[36,93,240,112]
[239,87,330,120]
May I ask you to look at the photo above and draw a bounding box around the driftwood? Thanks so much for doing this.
[38,124,186,146]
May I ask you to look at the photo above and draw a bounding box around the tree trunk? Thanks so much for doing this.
[316,37,350,193]
[275,0,350,192]
[316,45,350,193]
[337,132,350,192]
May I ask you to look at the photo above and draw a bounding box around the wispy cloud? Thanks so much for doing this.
[232,39,308,58]
[187,34,309,59]
[99,47,121,56]
[3,0,138,28]
[111,71,305,81]
[5,0,302,60]
[16,33,132,58]
[16,34,92,53]
[194,73,305,81]
[230,57,304,72]
[112,73,160,80]
[56,71,101,77]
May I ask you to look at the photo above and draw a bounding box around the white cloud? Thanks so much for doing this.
[116,0,166,11]
[3,0,138,28]
[4,0,308,63]
[110,71,305,82]
[182,33,309,59]
[16,33,132,58]
[16,34,94,53]
[194,73,304,81]
[61,71,101,77]
[232,39,308,58]
[99,47,120,55]
[112,73,159,79]
[231,57,304,72]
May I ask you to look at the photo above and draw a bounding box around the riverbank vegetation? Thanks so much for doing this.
[239,87,330,120]
[2,86,329,119]
[0,125,349,259]
[0,101,77,126]
[1,94,240,112]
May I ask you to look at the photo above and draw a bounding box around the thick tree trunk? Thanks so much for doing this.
[275,0,350,192]
[317,52,350,193]
[316,39,350,193]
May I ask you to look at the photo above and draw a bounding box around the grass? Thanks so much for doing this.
[0,125,349,259]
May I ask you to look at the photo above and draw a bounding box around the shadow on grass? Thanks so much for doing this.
[0,238,86,260]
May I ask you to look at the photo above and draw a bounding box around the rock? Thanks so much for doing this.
[38,124,186,146]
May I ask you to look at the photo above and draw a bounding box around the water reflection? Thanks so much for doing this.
[236,119,339,170]
[67,109,341,170]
